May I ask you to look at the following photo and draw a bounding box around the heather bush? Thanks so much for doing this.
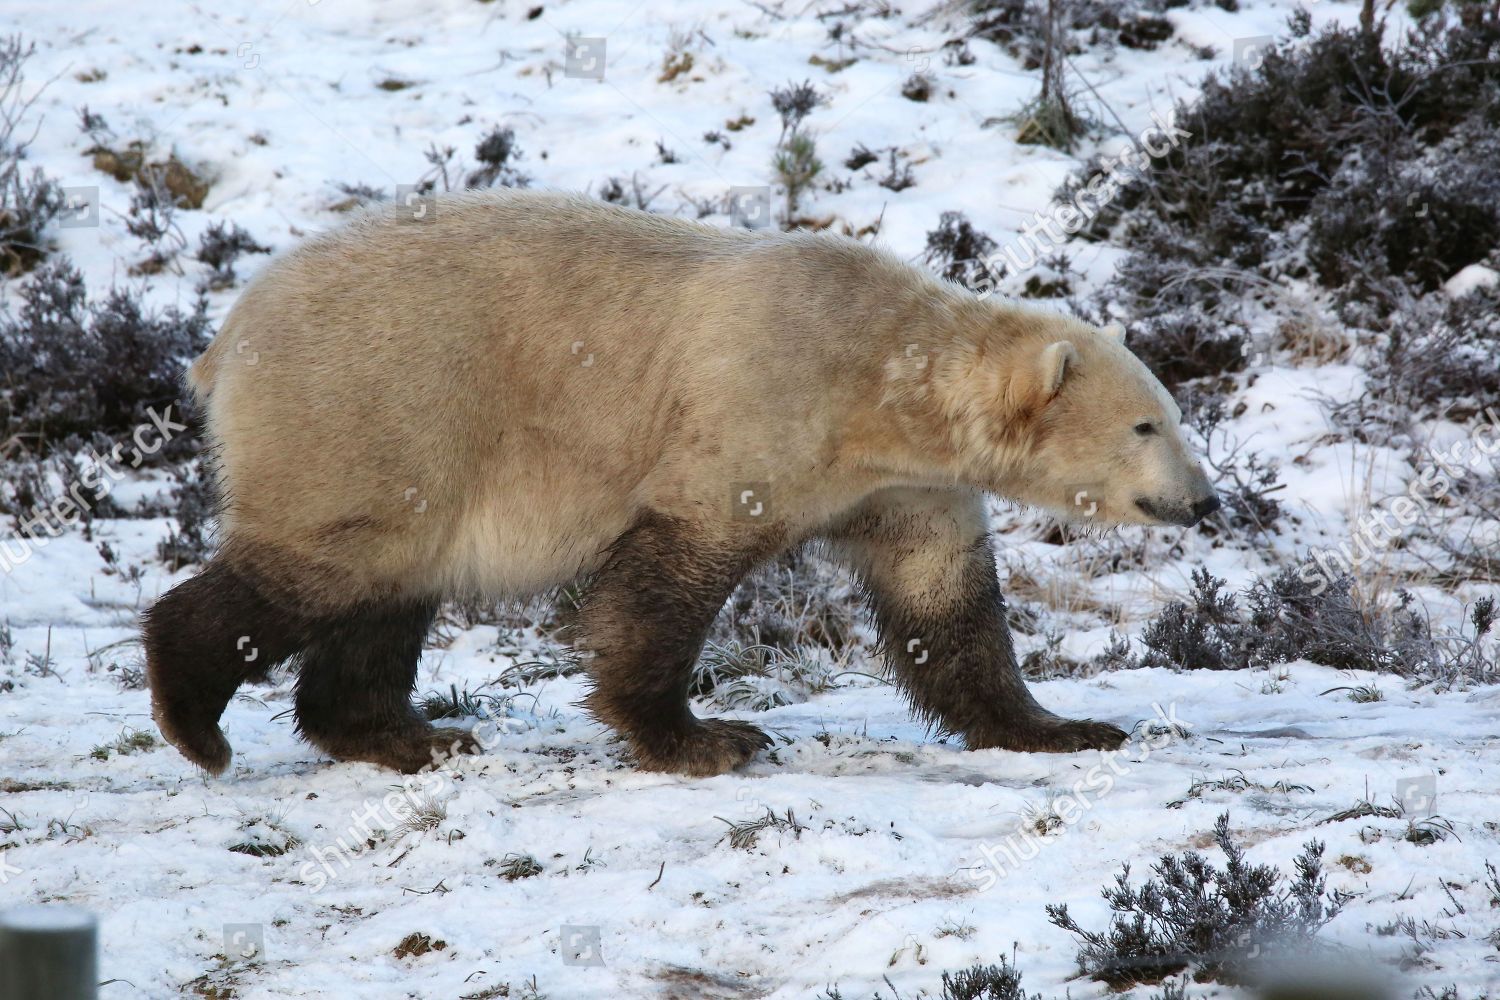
[156,458,218,569]
[1047,813,1344,988]
[923,211,1000,285]
[1061,10,1500,404]
[1190,397,1286,537]
[940,955,1042,1000]
[969,0,1181,71]
[195,221,270,291]
[710,547,861,654]
[0,257,209,463]
[0,36,63,276]
[1358,282,1500,422]
[1136,568,1248,671]
[1129,565,1498,686]
[466,126,529,189]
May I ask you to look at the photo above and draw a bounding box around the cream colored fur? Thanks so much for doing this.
[192,190,1209,612]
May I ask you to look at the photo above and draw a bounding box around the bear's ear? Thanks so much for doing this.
[1036,340,1078,400]
[1101,322,1126,343]
[1005,340,1077,415]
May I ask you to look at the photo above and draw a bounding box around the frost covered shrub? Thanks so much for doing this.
[769,79,824,139]
[1210,450,1283,537]
[1244,568,1402,672]
[1245,569,1495,682]
[969,0,1178,71]
[1305,131,1500,299]
[1134,566,1404,673]
[195,220,269,291]
[1064,9,1500,400]
[465,126,529,189]
[0,257,209,462]
[940,955,1041,1000]
[1189,398,1286,536]
[1046,813,1344,988]
[710,547,861,654]
[123,170,190,277]
[1359,282,1500,421]
[1414,989,1493,1000]
[0,36,63,276]
[1136,568,1249,671]
[923,211,999,285]
[0,436,129,533]
[1374,591,1499,689]
[1067,243,1250,392]
[1130,565,1498,684]
[1073,11,1500,281]
[156,458,218,569]
[0,150,61,276]
[768,80,826,223]
[1122,301,1247,390]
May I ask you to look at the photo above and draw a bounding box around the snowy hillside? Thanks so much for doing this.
[1,0,1497,997]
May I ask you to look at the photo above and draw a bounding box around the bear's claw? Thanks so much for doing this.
[632,718,772,777]
[152,706,233,775]
[965,716,1129,754]
[315,723,487,774]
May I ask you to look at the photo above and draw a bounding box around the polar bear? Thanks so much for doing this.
[144,190,1218,776]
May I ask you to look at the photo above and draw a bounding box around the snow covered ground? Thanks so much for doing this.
[2,0,1497,996]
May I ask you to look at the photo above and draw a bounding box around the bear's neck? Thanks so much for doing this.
[836,279,1035,495]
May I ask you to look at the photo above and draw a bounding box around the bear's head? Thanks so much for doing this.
[930,312,1219,527]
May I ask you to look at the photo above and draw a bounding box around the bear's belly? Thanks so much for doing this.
[435,473,637,597]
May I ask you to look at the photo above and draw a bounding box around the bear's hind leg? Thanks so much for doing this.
[829,488,1128,754]
[293,598,482,773]
[145,559,310,774]
[578,512,772,777]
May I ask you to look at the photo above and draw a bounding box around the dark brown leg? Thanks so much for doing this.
[828,488,1127,753]
[144,558,310,774]
[292,599,481,773]
[576,511,772,776]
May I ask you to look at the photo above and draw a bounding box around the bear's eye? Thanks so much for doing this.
[1134,422,1156,436]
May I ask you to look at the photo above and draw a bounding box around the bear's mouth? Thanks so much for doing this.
[1134,495,1220,526]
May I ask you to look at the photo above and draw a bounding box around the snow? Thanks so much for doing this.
[2,0,1496,997]
[1444,265,1500,300]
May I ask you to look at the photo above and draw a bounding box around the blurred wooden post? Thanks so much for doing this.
[0,905,97,1000]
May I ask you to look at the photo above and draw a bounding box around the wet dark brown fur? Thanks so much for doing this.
[575,511,783,776]
[829,492,1121,752]
[144,561,479,774]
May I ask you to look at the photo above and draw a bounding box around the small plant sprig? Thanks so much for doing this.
[768,80,826,227]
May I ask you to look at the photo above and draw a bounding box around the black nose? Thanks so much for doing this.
[1190,495,1221,523]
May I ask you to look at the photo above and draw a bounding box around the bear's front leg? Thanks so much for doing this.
[576,511,774,776]
[829,487,1127,753]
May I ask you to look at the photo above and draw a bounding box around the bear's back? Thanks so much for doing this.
[188,192,904,599]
